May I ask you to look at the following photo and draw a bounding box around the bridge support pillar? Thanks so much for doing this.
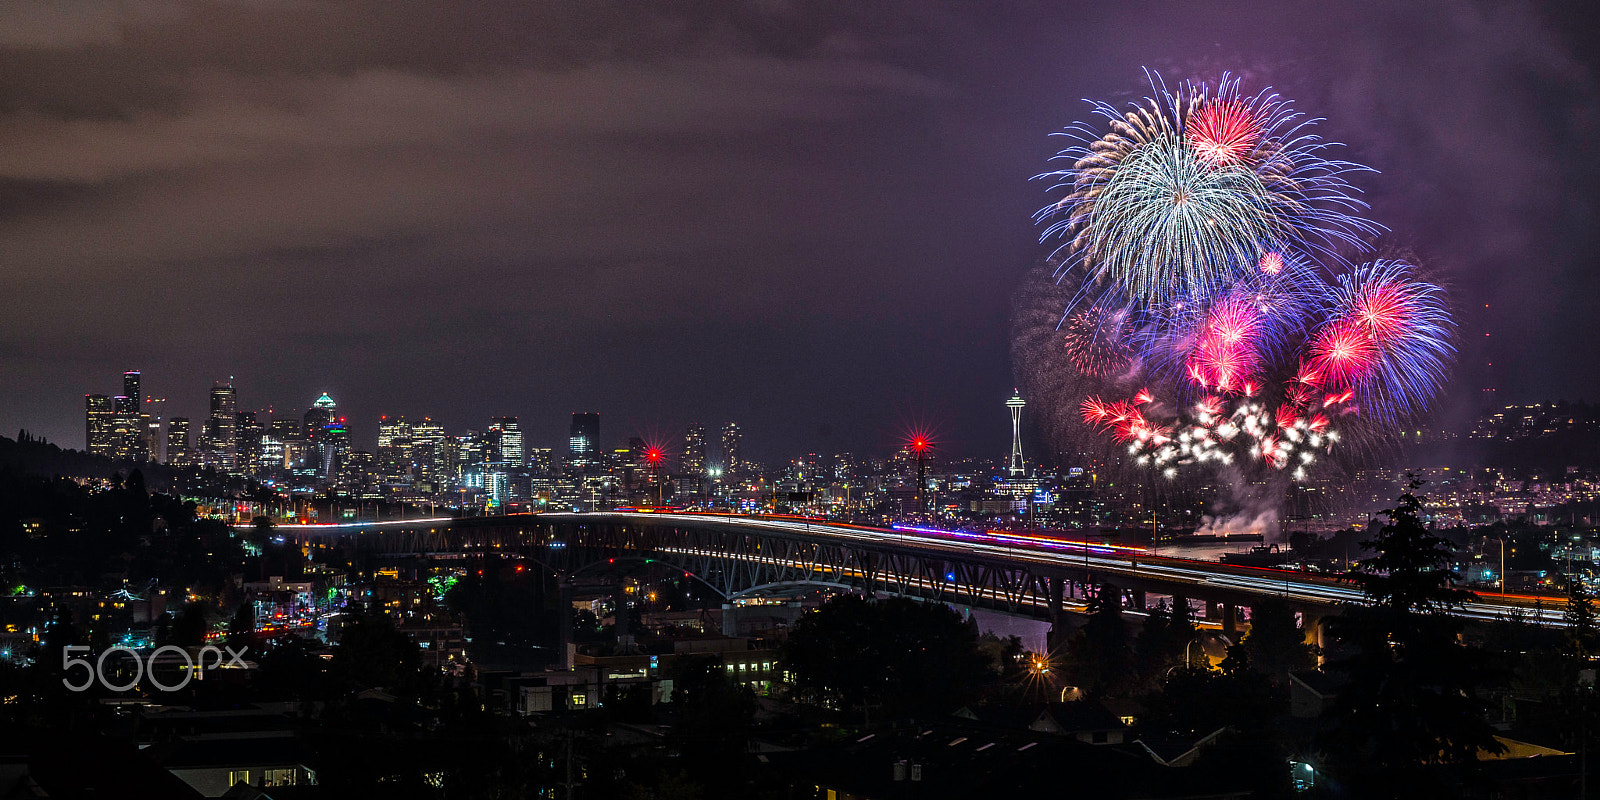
[1222,603,1239,638]
[1173,595,1192,622]
[1206,599,1223,623]
[1045,577,1069,653]
[1131,590,1147,611]
[721,603,737,637]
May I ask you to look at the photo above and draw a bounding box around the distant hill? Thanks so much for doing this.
[0,430,174,486]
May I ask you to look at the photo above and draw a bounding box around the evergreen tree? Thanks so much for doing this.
[1239,596,1317,681]
[1064,583,1134,696]
[1322,478,1504,796]
[1562,577,1598,663]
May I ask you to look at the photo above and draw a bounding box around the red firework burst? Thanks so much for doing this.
[1306,321,1379,388]
[1186,100,1260,166]
[1349,282,1411,346]
[1185,295,1264,392]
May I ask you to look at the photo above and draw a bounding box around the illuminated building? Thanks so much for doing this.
[122,370,141,408]
[85,394,114,456]
[235,411,263,476]
[165,417,190,466]
[721,422,741,478]
[304,393,338,482]
[203,383,238,470]
[141,395,166,463]
[322,422,353,486]
[487,416,523,467]
[570,412,600,469]
[684,424,707,475]
[411,419,445,480]
[378,416,415,482]
[304,393,336,440]
[527,446,554,476]
[110,395,142,461]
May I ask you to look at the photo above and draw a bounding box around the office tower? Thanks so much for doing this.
[122,371,141,408]
[140,396,165,463]
[721,422,741,477]
[85,394,115,457]
[526,446,554,476]
[1007,389,1027,478]
[321,421,352,484]
[684,424,707,476]
[304,393,337,481]
[377,416,414,482]
[268,417,303,442]
[108,395,142,461]
[235,411,263,476]
[440,434,479,481]
[143,416,162,463]
[411,419,445,481]
[304,393,336,442]
[203,383,238,470]
[569,412,600,469]
[268,417,304,473]
[628,437,649,469]
[336,447,371,492]
[488,417,523,467]
[166,417,190,466]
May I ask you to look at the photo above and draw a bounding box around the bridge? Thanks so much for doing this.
[272,511,1567,637]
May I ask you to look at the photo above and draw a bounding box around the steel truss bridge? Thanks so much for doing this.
[277,511,1566,633]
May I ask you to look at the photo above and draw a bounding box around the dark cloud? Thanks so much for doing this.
[0,1,1595,461]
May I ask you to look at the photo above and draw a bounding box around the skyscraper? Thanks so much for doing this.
[721,422,741,478]
[122,370,141,409]
[304,393,337,480]
[488,416,523,467]
[203,383,238,470]
[684,424,707,475]
[166,417,190,466]
[305,393,337,441]
[377,416,415,481]
[569,412,600,469]
[141,395,165,463]
[411,419,445,481]
[85,394,114,457]
[235,411,263,476]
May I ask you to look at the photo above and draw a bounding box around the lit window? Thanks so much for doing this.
[228,770,251,787]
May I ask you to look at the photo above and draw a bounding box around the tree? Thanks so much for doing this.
[666,654,757,761]
[170,603,210,647]
[781,594,994,718]
[1063,583,1135,696]
[1322,478,1504,796]
[1239,597,1317,681]
[1135,600,1197,686]
[332,613,425,693]
[1562,577,1598,663]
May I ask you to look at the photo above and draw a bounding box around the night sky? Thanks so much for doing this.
[3,1,1598,462]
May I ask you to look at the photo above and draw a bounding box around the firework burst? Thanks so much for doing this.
[1023,71,1455,490]
[1034,71,1383,306]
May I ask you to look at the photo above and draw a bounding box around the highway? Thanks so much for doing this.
[540,511,1569,626]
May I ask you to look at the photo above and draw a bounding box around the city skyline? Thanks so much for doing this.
[4,2,1599,464]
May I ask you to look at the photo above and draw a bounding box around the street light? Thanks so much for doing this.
[1487,536,1506,594]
